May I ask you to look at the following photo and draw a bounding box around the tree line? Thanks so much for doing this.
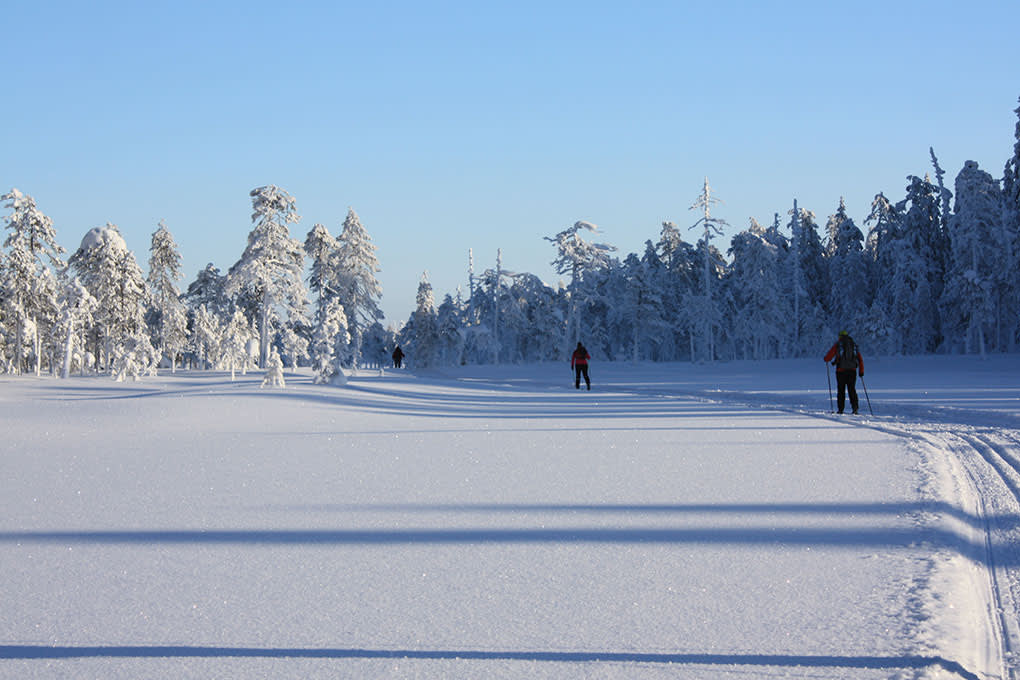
[3,98,1020,378]
[399,99,1020,367]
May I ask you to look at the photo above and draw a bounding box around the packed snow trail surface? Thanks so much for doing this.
[2,356,1019,679]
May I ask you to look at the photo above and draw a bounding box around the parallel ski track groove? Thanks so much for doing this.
[954,429,1020,678]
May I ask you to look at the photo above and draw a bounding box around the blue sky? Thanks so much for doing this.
[3,1,1019,324]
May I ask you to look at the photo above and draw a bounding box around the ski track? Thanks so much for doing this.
[592,375,1020,680]
[950,429,1020,678]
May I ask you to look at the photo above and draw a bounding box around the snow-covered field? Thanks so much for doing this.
[3,355,1020,679]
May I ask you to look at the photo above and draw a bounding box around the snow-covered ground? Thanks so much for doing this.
[2,355,1020,679]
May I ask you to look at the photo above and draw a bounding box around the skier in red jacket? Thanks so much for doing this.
[823,331,864,414]
[571,342,591,390]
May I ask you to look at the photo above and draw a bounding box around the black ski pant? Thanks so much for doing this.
[574,364,590,390]
[836,370,859,413]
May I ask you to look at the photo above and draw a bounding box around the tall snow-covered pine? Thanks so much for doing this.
[1,188,65,375]
[147,220,188,371]
[226,185,308,368]
[334,207,383,368]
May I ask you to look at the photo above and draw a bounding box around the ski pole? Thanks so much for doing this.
[826,364,834,413]
[860,375,873,415]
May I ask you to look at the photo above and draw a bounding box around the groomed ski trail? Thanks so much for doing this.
[623,377,1020,680]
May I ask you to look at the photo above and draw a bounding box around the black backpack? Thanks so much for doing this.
[836,335,858,371]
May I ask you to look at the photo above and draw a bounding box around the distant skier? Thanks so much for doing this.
[392,346,404,369]
[823,331,864,414]
[571,342,591,390]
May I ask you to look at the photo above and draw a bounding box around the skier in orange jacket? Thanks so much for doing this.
[823,331,864,414]
[571,342,591,391]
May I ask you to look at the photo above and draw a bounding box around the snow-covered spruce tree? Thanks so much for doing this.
[659,221,705,296]
[633,241,675,361]
[865,186,940,355]
[309,297,350,383]
[940,160,1005,355]
[656,221,701,360]
[147,220,188,372]
[687,178,730,362]
[896,174,950,352]
[825,198,870,338]
[1001,97,1020,350]
[400,272,440,369]
[435,293,466,366]
[303,222,347,374]
[334,208,383,368]
[304,222,339,317]
[725,222,784,360]
[656,220,686,271]
[679,238,728,363]
[861,193,905,354]
[108,252,158,382]
[624,246,669,362]
[545,221,616,348]
[652,224,681,360]
[591,261,626,361]
[863,193,902,286]
[825,197,858,256]
[225,185,308,369]
[1,188,65,375]
[886,237,934,355]
[68,224,154,376]
[785,201,829,355]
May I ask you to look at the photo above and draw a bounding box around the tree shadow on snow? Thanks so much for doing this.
[0,644,979,678]
[0,518,1015,568]
[254,499,1019,532]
